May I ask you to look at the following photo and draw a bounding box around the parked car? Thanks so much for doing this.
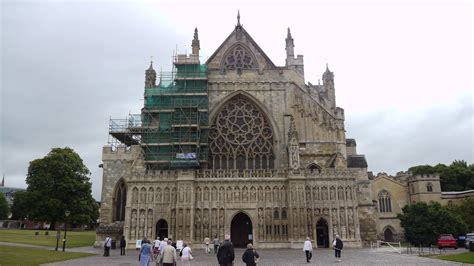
[437,234,457,249]
[465,233,474,249]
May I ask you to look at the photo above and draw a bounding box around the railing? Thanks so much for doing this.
[197,169,287,179]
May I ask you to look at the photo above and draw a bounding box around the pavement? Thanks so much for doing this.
[0,242,466,265]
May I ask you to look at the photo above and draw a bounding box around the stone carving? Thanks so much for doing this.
[322,187,328,200]
[132,188,138,204]
[234,187,240,201]
[288,117,300,170]
[139,210,145,239]
[130,209,137,239]
[147,209,153,238]
[242,187,248,201]
[209,95,274,170]
[226,187,232,201]
[204,187,209,201]
[330,187,336,201]
[346,186,352,200]
[338,186,344,201]
[148,188,154,202]
[140,188,146,203]
[156,187,162,203]
[219,187,225,202]
[196,187,202,202]
[223,44,256,70]
[164,188,170,202]
[250,187,256,201]
[211,187,217,201]
[171,188,177,204]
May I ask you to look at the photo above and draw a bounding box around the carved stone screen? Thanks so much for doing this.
[209,95,274,170]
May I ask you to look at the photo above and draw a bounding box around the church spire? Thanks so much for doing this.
[145,60,156,88]
[285,27,295,60]
[192,27,200,56]
[237,10,241,26]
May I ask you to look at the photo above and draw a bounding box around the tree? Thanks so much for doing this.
[398,202,467,245]
[0,194,9,219]
[24,147,99,229]
[10,190,28,220]
[409,160,474,191]
[448,197,474,232]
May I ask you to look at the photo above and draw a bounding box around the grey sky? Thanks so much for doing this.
[1,0,472,200]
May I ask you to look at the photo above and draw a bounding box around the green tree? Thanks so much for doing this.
[24,147,98,229]
[0,194,9,219]
[10,190,28,220]
[409,160,474,191]
[448,197,474,232]
[398,202,466,245]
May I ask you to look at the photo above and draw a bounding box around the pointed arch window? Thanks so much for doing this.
[378,190,392,213]
[427,183,433,192]
[209,95,274,170]
[114,181,127,221]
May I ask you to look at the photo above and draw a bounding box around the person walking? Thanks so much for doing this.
[242,243,259,266]
[119,235,126,256]
[332,235,343,262]
[217,234,235,266]
[103,235,112,257]
[180,242,193,266]
[303,237,313,263]
[161,240,177,266]
[204,237,211,254]
[213,235,220,254]
[139,239,153,266]
[156,237,168,266]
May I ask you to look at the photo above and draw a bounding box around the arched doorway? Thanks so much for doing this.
[156,220,168,240]
[316,218,329,248]
[384,228,394,242]
[231,212,253,248]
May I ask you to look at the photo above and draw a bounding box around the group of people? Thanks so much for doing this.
[304,235,344,263]
[138,237,193,266]
[103,233,344,265]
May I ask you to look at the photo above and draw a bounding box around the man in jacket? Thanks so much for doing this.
[217,234,235,266]
[242,243,259,266]
[332,234,343,262]
[103,235,112,257]
[303,237,313,263]
[161,240,177,266]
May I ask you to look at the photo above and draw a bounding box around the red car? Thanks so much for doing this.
[437,234,457,249]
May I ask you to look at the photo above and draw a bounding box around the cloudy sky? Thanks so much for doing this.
[1,0,472,200]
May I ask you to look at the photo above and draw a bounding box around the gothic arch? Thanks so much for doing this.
[307,163,322,173]
[208,93,277,170]
[382,225,396,242]
[220,43,259,71]
[112,178,127,222]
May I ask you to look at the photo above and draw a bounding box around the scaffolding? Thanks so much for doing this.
[108,55,209,169]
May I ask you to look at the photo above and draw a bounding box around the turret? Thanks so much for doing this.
[285,27,304,77]
[192,28,200,56]
[145,61,156,88]
[323,63,335,109]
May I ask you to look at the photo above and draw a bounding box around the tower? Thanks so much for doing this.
[323,64,336,109]
[192,28,200,56]
[145,61,156,88]
[285,28,304,77]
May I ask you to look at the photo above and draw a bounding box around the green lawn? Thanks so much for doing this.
[0,245,94,266]
[0,229,96,248]
[438,251,474,264]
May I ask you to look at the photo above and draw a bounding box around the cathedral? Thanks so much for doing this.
[96,15,379,249]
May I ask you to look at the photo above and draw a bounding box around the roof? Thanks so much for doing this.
[347,155,368,168]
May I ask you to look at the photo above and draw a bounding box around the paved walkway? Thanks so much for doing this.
[40,247,463,266]
[0,242,464,265]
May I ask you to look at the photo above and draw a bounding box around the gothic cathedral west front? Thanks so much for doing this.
[97,16,378,249]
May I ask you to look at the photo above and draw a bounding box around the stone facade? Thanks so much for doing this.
[97,17,378,249]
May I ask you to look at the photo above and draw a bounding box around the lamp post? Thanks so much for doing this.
[62,210,70,252]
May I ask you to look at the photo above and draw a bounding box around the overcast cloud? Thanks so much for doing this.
[1,0,472,200]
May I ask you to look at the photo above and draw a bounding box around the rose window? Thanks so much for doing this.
[209,95,274,170]
[224,45,256,70]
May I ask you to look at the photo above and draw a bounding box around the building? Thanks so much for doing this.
[96,15,472,248]
[371,171,474,242]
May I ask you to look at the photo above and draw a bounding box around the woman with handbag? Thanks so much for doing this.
[180,242,193,266]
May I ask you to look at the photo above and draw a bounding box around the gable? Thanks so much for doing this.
[206,25,276,71]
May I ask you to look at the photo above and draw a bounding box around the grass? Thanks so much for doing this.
[0,245,94,266]
[0,229,96,248]
[437,251,474,264]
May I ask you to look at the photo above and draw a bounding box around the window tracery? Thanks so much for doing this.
[378,190,392,213]
[209,95,274,170]
[223,45,256,70]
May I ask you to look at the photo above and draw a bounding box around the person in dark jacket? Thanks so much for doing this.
[217,234,235,266]
[332,234,343,262]
[119,235,126,256]
[242,243,259,266]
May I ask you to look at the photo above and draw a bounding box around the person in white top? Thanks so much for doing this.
[303,237,313,263]
[180,242,193,266]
